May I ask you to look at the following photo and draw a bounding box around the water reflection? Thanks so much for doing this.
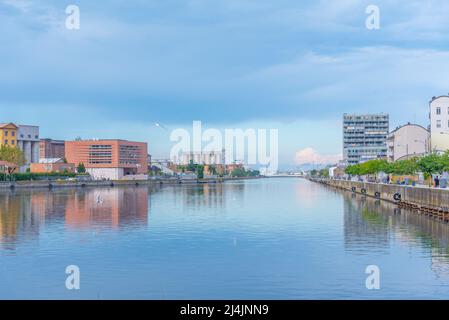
[0,193,39,250]
[0,186,150,249]
[2,179,449,298]
[65,188,148,229]
[343,194,391,253]
[159,182,241,209]
[343,191,449,278]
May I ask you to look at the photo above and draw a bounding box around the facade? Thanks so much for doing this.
[329,166,345,179]
[387,123,430,162]
[343,113,389,165]
[0,123,40,170]
[30,158,75,174]
[429,96,449,153]
[40,139,65,159]
[17,125,40,165]
[65,139,148,180]
[0,123,18,147]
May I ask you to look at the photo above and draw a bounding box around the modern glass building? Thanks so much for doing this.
[343,113,389,165]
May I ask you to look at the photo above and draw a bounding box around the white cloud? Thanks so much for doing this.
[294,147,341,165]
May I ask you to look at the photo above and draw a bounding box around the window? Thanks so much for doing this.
[4,131,8,136]
[437,120,442,128]
[11,131,15,136]
[11,140,15,145]
[437,107,441,115]
[4,140,8,144]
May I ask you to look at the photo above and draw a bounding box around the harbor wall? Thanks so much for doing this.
[311,179,449,209]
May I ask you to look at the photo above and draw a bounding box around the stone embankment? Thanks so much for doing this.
[0,176,261,191]
[310,178,449,222]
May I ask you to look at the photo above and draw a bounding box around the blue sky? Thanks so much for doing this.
[2,0,449,168]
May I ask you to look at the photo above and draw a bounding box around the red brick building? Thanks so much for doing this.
[65,139,148,180]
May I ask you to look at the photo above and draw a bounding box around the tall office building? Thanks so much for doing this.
[343,113,389,165]
[429,95,449,152]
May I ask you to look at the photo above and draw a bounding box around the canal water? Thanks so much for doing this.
[0,178,448,299]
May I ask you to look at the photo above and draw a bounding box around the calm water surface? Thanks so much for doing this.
[1,178,449,299]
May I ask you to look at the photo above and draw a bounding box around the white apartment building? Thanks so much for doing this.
[387,123,430,162]
[17,125,40,166]
[429,96,449,153]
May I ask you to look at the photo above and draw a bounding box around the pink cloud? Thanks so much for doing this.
[294,147,342,165]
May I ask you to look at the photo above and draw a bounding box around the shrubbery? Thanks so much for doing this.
[0,172,77,181]
[345,151,449,178]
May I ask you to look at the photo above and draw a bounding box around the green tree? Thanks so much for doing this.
[208,165,217,175]
[77,162,86,174]
[0,145,26,173]
[231,167,247,177]
[440,151,449,172]
[418,153,444,183]
[319,168,329,178]
[387,158,419,175]
[196,165,205,179]
[187,160,196,172]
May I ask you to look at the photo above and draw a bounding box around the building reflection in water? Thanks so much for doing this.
[0,186,149,249]
[161,182,243,210]
[0,193,39,250]
[343,191,449,279]
[65,187,148,229]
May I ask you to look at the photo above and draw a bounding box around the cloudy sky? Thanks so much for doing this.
[2,0,449,169]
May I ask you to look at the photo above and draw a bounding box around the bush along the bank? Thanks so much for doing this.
[230,167,260,177]
[344,151,449,178]
[0,172,78,182]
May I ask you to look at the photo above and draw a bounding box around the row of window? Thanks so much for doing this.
[346,150,387,154]
[3,131,15,137]
[435,107,449,115]
[2,131,38,139]
[2,139,15,145]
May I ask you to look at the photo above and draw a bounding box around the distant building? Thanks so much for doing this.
[343,113,389,165]
[175,150,226,165]
[429,96,449,153]
[17,125,40,165]
[0,123,39,169]
[329,166,345,179]
[40,139,65,159]
[65,139,148,180]
[30,158,75,174]
[387,123,430,162]
[0,123,18,147]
